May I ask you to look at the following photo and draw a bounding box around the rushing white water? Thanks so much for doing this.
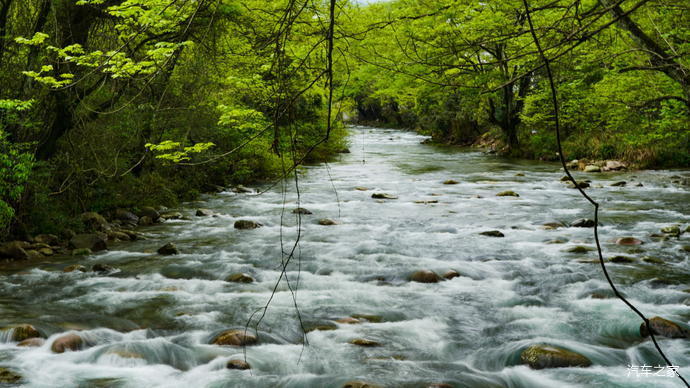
[1,126,689,388]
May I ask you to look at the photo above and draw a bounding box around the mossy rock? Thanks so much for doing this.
[496,191,519,197]
[349,338,381,347]
[520,345,591,369]
[0,368,21,384]
[609,255,635,263]
[563,246,594,254]
[226,273,254,283]
[640,316,690,339]
[212,329,258,346]
[1,324,41,342]
[234,220,263,229]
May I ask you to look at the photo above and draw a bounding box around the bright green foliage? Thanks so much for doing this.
[145,141,215,163]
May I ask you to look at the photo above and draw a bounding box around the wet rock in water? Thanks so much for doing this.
[515,173,525,177]
[351,314,382,323]
[71,248,92,256]
[443,179,459,185]
[227,359,251,370]
[342,381,383,388]
[564,246,594,254]
[212,329,258,346]
[232,185,253,194]
[1,324,41,342]
[640,316,690,339]
[157,242,179,255]
[81,212,109,232]
[635,183,644,187]
[51,333,83,353]
[17,337,45,347]
[604,160,626,171]
[443,270,460,280]
[25,249,42,259]
[567,181,590,189]
[371,193,398,200]
[583,165,601,173]
[293,207,313,215]
[681,245,690,253]
[571,218,595,228]
[138,216,155,226]
[542,222,564,230]
[660,225,681,237]
[616,237,643,246]
[161,212,183,220]
[609,255,635,263]
[64,264,87,273]
[69,234,107,252]
[410,270,441,283]
[306,325,337,332]
[138,206,160,222]
[107,231,131,242]
[427,384,454,388]
[92,263,116,273]
[520,345,592,369]
[355,187,369,191]
[610,181,626,187]
[546,238,568,244]
[336,317,361,324]
[234,220,262,229]
[560,176,571,182]
[196,209,214,217]
[33,234,59,246]
[349,338,381,347]
[479,230,504,237]
[0,368,21,384]
[119,229,139,241]
[0,241,29,260]
[226,273,254,283]
[318,218,338,226]
[414,200,439,204]
[114,209,139,224]
[642,256,664,264]
[496,191,519,197]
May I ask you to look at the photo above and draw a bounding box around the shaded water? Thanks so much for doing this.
[1,126,689,387]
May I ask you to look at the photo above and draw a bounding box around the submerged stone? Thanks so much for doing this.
[640,316,689,339]
[371,193,398,200]
[212,329,258,346]
[226,273,254,283]
[520,345,592,369]
[51,333,83,353]
[349,338,381,347]
[571,218,595,228]
[318,218,338,225]
[17,337,45,347]
[234,220,263,229]
[496,191,519,197]
[336,317,361,324]
[610,181,626,187]
[293,207,313,215]
[63,264,87,273]
[479,230,504,237]
[157,242,179,255]
[563,246,594,254]
[1,324,41,342]
[609,256,635,263]
[0,368,21,384]
[443,270,461,280]
[443,179,459,185]
[410,270,441,283]
[227,359,251,370]
[615,237,643,246]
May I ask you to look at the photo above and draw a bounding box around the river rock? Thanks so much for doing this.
[609,255,635,263]
[443,179,459,185]
[542,222,564,230]
[616,237,643,245]
[604,160,626,171]
[114,209,139,224]
[51,333,83,353]
[583,165,601,173]
[349,338,381,347]
[64,264,87,272]
[161,212,183,220]
[564,246,594,254]
[443,270,460,280]
[661,226,681,236]
[226,273,254,283]
[138,206,160,221]
[410,270,441,283]
[107,231,131,242]
[355,187,369,191]
[212,329,258,346]
[0,368,21,384]
[293,207,313,215]
[227,359,251,370]
[17,337,45,347]
[157,242,179,255]
[196,209,214,217]
[71,248,92,256]
[138,216,155,226]
[69,234,107,252]
[92,263,115,273]
[234,220,262,229]
[480,230,504,237]
[33,234,59,246]
[232,185,253,194]
[567,181,590,189]
[0,241,29,260]
[306,325,337,332]
[1,324,41,342]
[371,193,398,199]
[318,218,338,226]
[640,316,689,339]
[336,317,362,324]
[610,181,626,187]
[342,381,382,388]
[81,212,109,232]
[496,191,519,197]
[351,314,382,323]
[520,345,592,369]
[571,218,595,228]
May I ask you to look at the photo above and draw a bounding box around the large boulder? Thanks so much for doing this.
[69,234,107,252]
[410,270,441,283]
[604,160,626,171]
[211,329,258,346]
[520,345,592,369]
[640,316,689,339]
[80,212,109,232]
[1,324,41,342]
[138,206,160,222]
[234,220,262,230]
[0,241,29,260]
[51,333,84,353]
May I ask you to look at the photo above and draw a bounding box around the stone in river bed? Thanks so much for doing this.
[138,206,160,221]
[571,218,595,228]
[336,317,361,324]
[64,264,87,272]
[354,187,369,191]
[195,209,213,217]
[542,222,564,230]
[0,368,21,384]
[1,324,41,342]
[138,216,155,226]
[496,190,519,197]
[227,359,251,370]
[349,338,381,347]
[234,220,262,229]
[567,181,590,189]
[371,193,398,199]
[583,165,601,173]
[443,179,459,185]
[660,226,681,236]
[479,230,504,237]
[0,241,29,260]
[615,237,643,246]
[69,233,107,252]
[563,246,594,254]
[520,344,592,369]
[33,234,59,245]
[410,270,441,283]
[342,381,383,388]
[609,255,635,263]
[51,333,84,353]
[292,207,313,215]
[157,242,179,255]
[610,181,626,187]
[92,263,116,273]
[443,270,460,280]
[212,329,258,346]
[226,273,254,283]
[640,316,690,339]
[318,218,338,225]
[17,337,45,347]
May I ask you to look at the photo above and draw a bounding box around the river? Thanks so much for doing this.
[1,126,689,387]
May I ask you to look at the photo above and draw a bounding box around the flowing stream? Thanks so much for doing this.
[1,126,689,388]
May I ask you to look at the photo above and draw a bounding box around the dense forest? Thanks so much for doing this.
[0,0,688,240]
